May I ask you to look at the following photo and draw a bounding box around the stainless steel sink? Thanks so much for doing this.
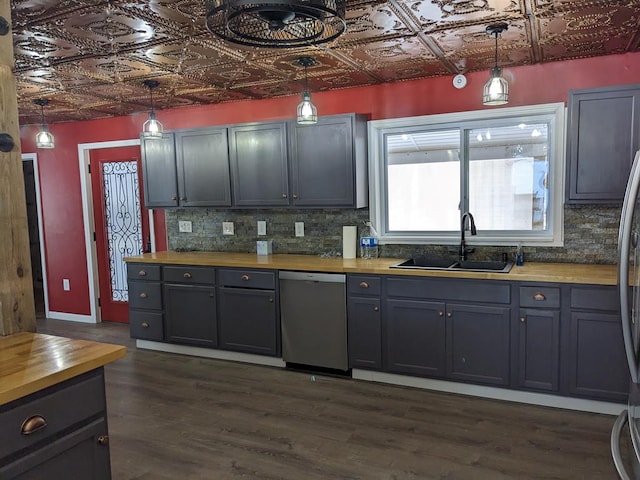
[390,257,513,273]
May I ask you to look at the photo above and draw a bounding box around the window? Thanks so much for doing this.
[368,103,565,246]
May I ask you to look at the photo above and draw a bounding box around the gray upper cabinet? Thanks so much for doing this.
[289,114,368,208]
[175,128,231,207]
[566,84,640,203]
[141,133,178,208]
[229,121,290,207]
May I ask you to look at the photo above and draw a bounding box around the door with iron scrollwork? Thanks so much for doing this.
[90,146,150,323]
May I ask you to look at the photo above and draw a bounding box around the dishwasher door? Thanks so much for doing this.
[279,271,348,371]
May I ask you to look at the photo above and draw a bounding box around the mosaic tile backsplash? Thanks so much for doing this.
[165,204,621,264]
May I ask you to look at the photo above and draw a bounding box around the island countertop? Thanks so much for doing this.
[0,333,127,405]
[124,251,618,286]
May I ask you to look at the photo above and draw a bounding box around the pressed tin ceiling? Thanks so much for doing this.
[11,0,640,125]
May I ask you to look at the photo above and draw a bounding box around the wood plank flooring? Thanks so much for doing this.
[36,318,626,479]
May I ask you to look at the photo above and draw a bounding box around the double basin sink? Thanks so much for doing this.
[391,257,513,273]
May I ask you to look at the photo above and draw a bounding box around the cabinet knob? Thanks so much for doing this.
[138,270,147,276]
[520,317,526,323]
[21,415,47,435]
[139,292,148,299]
[533,293,546,301]
[439,311,444,317]
[447,312,452,318]
[97,435,109,446]
[141,322,150,328]
[171,196,177,201]
[359,281,369,288]
[241,274,250,281]
[269,298,274,303]
[183,272,192,279]
[373,306,379,312]
[180,196,187,201]
[282,193,288,198]
[293,194,298,199]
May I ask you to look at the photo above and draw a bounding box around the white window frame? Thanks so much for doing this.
[367,103,566,247]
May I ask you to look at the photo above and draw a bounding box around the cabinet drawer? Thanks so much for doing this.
[128,281,162,310]
[127,263,161,281]
[348,275,381,296]
[570,286,619,312]
[218,269,276,289]
[163,265,216,284]
[519,286,560,309]
[0,369,105,460]
[130,311,164,341]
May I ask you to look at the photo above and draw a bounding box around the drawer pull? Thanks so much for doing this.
[293,194,298,199]
[21,415,47,435]
[359,281,369,288]
[520,317,526,323]
[183,272,192,279]
[439,311,444,317]
[241,274,250,281]
[139,292,148,299]
[141,322,150,328]
[282,193,288,198]
[138,270,147,277]
[533,293,546,301]
[97,435,109,446]
[269,298,274,303]
[180,196,187,201]
[447,312,452,318]
[171,196,177,201]
[373,306,379,312]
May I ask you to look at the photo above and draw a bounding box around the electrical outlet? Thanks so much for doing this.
[63,279,70,291]
[257,221,267,236]
[178,220,192,233]
[295,221,304,237]
[223,221,234,235]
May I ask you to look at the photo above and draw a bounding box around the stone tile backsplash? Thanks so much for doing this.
[165,204,621,264]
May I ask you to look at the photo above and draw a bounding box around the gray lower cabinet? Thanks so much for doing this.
[163,266,217,348]
[566,285,628,402]
[516,284,561,392]
[127,263,163,341]
[0,369,111,480]
[347,275,382,369]
[217,268,279,356]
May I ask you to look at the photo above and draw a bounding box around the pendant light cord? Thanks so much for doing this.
[493,31,498,69]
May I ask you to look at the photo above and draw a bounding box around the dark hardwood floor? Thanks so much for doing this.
[37,318,625,479]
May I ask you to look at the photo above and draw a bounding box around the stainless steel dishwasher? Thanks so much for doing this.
[279,271,348,371]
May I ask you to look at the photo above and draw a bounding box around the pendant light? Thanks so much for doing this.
[142,80,163,139]
[482,23,509,106]
[296,57,318,125]
[34,99,54,149]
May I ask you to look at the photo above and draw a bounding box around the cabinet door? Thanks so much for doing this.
[567,311,628,402]
[229,122,290,206]
[140,133,178,207]
[163,283,217,348]
[289,115,355,207]
[0,418,110,480]
[347,296,381,370]
[517,309,560,392]
[217,287,278,356]
[566,85,640,203]
[385,299,446,377]
[175,127,231,207]
[446,304,510,386]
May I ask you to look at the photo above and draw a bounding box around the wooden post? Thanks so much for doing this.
[0,2,36,335]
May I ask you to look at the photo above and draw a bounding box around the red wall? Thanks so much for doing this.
[20,52,640,316]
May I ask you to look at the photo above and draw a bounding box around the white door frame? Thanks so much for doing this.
[21,153,50,319]
[78,139,156,323]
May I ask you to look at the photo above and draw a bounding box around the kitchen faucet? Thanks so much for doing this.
[459,212,477,262]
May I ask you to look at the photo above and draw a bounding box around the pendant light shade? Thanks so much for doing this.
[483,24,509,106]
[34,99,54,149]
[142,80,163,139]
[296,57,318,124]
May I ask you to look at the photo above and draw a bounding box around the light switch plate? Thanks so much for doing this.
[223,221,234,235]
[295,222,304,237]
[178,220,192,233]
[63,278,70,291]
[257,221,267,236]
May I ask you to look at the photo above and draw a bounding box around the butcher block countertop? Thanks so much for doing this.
[125,251,618,286]
[0,333,126,405]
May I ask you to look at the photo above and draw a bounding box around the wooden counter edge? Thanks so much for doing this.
[0,336,127,406]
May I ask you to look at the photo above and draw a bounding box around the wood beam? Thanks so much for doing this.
[0,1,36,335]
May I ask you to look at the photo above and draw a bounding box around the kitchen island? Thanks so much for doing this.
[0,333,126,479]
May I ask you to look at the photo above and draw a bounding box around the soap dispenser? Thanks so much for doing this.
[515,243,524,266]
